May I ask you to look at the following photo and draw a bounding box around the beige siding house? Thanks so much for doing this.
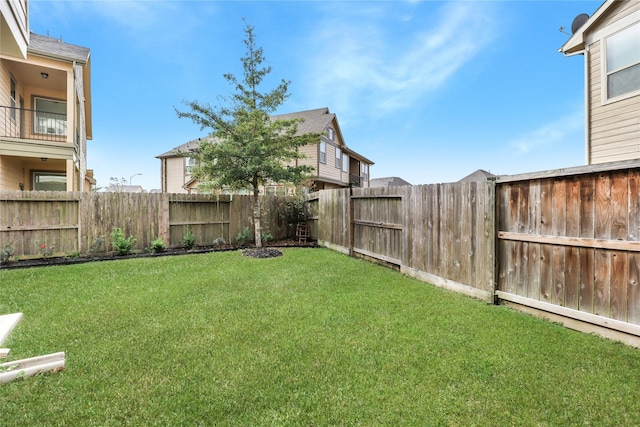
[560,0,640,164]
[0,0,93,191]
[157,108,374,194]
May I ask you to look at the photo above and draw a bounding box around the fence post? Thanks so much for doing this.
[348,187,354,257]
[487,178,498,305]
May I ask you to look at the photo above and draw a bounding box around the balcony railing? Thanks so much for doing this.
[349,174,362,187]
[0,106,67,142]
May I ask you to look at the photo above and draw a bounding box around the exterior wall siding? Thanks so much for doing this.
[586,3,640,164]
[165,157,187,194]
[298,143,317,170]
[0,156,22,190]
[596,0,640,28]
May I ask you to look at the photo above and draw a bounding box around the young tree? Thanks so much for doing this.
[176,23,320,248]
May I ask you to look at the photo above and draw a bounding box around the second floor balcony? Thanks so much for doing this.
[0,105,68,143]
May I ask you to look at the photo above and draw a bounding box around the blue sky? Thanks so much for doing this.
[30,0,602,191]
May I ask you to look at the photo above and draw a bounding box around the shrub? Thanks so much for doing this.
[1,241,15,264]
[212,237,226,247]
[150,238,167,253]
[182,226,195,250]
[235,227,254,246]
[110,227,136,256]
[87,235,105,256]
[261,231,274,243]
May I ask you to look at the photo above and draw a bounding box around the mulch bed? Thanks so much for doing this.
[241,248,283,259]
[1,240,317,270]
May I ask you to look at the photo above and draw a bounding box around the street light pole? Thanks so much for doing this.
[129,173,142,186]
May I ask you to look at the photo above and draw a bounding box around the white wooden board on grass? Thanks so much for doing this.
[0,313,23,346]
[0,352,65,384]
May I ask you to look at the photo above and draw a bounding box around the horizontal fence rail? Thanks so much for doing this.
[314,159,640,345]
[0,191,292,258]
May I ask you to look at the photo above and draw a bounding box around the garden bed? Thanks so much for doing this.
[0,239,318,270]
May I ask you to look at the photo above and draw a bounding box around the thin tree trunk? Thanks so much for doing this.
[253,184,262,248]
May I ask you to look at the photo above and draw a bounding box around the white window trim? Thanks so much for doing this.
[342,153,349,173]
[10,75,17,122]
[319,141,326,164]
[33,97,67,136]
[335,147,342,169]
[33,171,66,191]
[592,10,640,105]
[185,156,198,176]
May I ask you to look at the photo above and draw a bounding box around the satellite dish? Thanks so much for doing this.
[571,13,589,34]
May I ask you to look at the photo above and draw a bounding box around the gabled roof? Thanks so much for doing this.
[156,137,209,158]
[370,177,412,188]
[559,0,616,55]
[104,185,144,193]
[271,107,335,135]
[458,169,496,183]
[28,32,90,64]
[158,107,374,165]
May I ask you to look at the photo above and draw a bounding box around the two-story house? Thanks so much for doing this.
[0,0,93,191]
[157,107,374,194]
[560,0,640,164]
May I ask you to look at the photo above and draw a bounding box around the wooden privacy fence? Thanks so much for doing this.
[1,192,288,257]
[310,183,495,300]
[312,160,640,344]
[495,162,640,339]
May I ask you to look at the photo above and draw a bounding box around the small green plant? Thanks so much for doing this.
[150,238,167,253]
[33,239,55,258]
[182,226,195,250]
[1,241,16,264]
[110,227,136,256]
[212,237,226,247]
[261,231,274,244]
[87,235,105,256]
[235,227,254,246]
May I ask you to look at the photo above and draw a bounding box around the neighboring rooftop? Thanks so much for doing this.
[28,32,90,63]
[458,169,496,183]
[370,177,412,188]
[157,107,374,164]
[104,185,145,193]
[157,137,206,158]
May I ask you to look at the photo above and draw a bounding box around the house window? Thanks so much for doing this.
[320,141,326,164]
[604,22,640,100]
[327,128,335,140]
[361,163,369,182]
[33,172,66,191]
[185,156,198,175]
[336,147,342,169]
[342,153,349,173]
[10,75,17,122]
[34,97,67,136]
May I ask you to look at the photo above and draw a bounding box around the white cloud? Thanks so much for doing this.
[509,107,584,154]
[302,2,499,120]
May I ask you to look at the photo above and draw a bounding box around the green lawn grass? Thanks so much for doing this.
[1,248,639,426]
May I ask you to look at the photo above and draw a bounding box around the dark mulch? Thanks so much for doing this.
[241,248,283,259]
[1,240,317,270]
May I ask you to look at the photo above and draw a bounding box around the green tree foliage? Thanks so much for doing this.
[176,23,320,248]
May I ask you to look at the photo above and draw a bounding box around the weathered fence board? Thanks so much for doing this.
[314,182,496,299]
[0,191,80,256]
[1,191,289,258]
[496,164,640,329]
